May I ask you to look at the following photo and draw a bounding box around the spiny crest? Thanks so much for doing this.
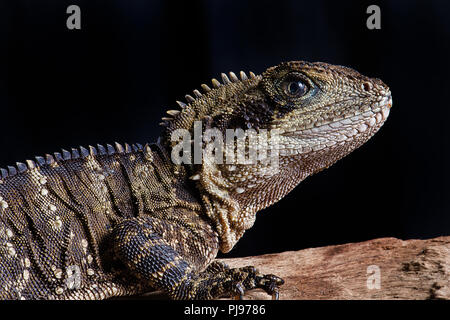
[0,142,151,181]
[159,70,256,127]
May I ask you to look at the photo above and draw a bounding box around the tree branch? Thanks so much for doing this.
[134,236,449,300]
[220,236,450,300]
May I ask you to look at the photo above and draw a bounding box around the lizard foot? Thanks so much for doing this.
[171,262,284,300]
[205,264,284,300]
[229,266,284,300]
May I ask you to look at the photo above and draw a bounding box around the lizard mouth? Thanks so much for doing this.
[282,94,391,137]
[278,94,392,154]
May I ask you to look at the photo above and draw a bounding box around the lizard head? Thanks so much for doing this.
[160,61,392,252]
[261,61,392,172]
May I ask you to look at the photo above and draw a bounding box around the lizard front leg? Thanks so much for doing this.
[112,216,283,299]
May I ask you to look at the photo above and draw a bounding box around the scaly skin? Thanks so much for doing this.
[0,61,391,299]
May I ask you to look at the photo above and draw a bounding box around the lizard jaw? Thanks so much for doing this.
[278,93,392,157]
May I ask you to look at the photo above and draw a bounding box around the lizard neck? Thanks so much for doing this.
[183,132,376,253]
[188,153,309,253]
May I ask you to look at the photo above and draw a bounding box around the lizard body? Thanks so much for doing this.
[0,61,392,299]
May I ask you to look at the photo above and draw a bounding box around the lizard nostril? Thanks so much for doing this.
[362,82,373,92]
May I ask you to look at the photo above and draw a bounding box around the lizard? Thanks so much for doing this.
[0,61,392,300]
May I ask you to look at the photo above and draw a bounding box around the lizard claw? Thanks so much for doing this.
[271,290,279,300]
[231,282,245,300]
[255,274,284,299]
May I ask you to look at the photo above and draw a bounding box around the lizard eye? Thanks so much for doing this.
[282,76,309,98]
[287,81,307,96]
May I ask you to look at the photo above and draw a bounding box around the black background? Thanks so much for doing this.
[1,0,449,259]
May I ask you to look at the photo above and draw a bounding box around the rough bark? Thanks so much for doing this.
[220,236,450,300]
[137,236,449,300]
